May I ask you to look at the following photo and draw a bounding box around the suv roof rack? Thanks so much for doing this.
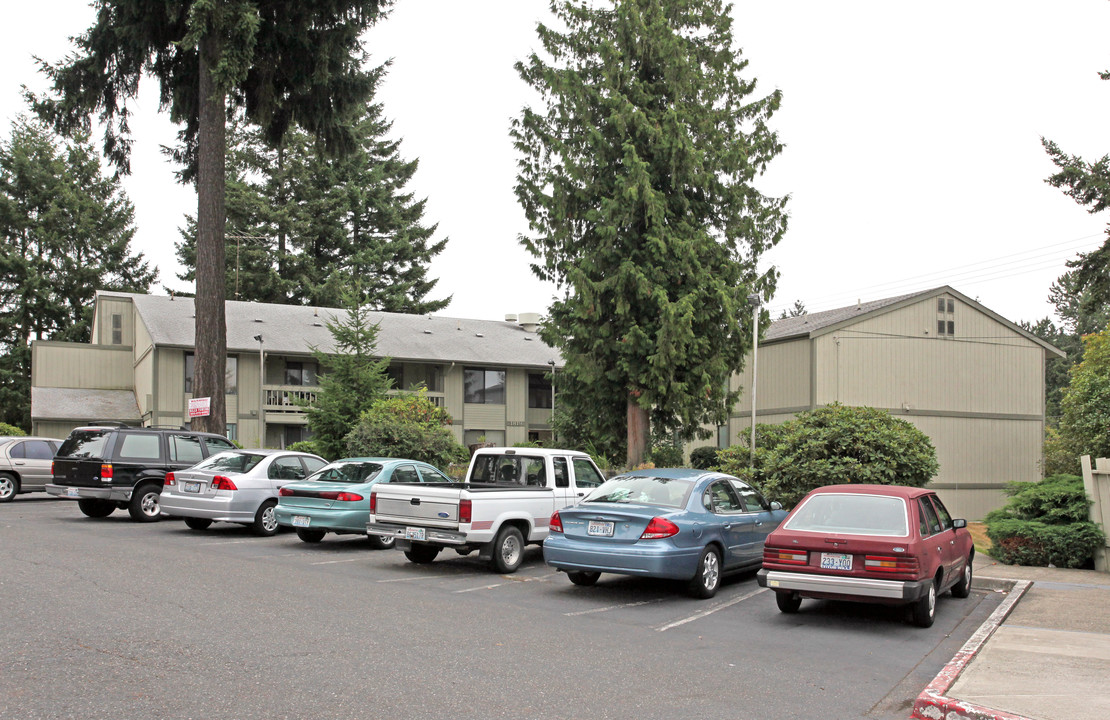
[146,425,189,430]
[87,421,132,428]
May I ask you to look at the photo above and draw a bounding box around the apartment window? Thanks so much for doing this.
[111,313,123,345]
[936,296,955,337]
[184,353,238,394]
[284,361,317,387]
[283,425,312,448]
[528,373,552,409]
[464,367,506,404]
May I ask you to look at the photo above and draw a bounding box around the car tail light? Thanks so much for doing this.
[549,510,563,534]
[164,472,176,487]
[369,492,377,514]
[640,517,680,539]
[865,555,919,573]
[459,499,472,524]
[211,476,238,491]
[100,464,113,480]
[764,547,808,565]
[335,492,363,502]
[279,487,294,496]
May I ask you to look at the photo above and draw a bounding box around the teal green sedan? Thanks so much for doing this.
[275,458,455,547]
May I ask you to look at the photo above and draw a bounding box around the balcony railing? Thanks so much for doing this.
[262,385,445,413]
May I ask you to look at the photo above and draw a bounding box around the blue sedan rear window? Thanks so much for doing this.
[583,476,692,508]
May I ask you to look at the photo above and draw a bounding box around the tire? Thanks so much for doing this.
[687,546,722,599]
[251,499,279,536]
[567,571,601,587]
[912,578,938,628]
[0,473,18,502]
[296,527,326,543]
[127,484,162,522]
[489,525,525,574]
[368,534,396,550]
[951,555,973,599]
[77,498,115,518]
[404,544,441,564]
[184,517,213,530]
[775,591,802,613]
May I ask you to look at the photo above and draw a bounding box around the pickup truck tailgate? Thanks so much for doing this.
[375,484,461,528]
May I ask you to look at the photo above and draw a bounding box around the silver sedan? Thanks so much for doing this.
[160,449,327,536]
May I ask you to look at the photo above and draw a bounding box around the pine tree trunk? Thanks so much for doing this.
[626,396,649,468]
[192,35,227,436]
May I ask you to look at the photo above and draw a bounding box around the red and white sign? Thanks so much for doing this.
[188,397,211,418]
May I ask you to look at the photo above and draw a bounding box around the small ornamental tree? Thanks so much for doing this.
[1058,326,1110,464]
[345,391,468,470]
[717,404,939,508]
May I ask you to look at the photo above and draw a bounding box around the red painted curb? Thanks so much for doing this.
[910,579,1033,720]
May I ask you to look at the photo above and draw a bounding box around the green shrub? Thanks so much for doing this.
[648,443,684,468]
[689,446,719,470]
[984,474,1104,567]
[0,423,26,436]
[288,440,323,457]
[345,392,469,470]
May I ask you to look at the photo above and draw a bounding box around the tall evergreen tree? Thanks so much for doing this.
[174,79,450,314]
[512,0,787,466]
[0,114,154,428]
[34,0,392,436]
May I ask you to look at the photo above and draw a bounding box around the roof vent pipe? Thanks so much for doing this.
[518,312,541,333]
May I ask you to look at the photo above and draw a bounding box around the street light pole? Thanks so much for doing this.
[748,294,761,468]
[547,359,556,442]
[254,334,265,447]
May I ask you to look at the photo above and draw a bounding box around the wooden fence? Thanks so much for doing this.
[1081,455,1110,573]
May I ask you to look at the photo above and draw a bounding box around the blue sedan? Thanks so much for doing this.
[275,458,454,548]
[543,469,787,598]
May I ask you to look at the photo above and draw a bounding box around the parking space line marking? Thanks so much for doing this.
[564,599,664,616]
[655,587,768,631]
[197,540,254,546]
[310,558,366,565]
[454,584,504,593]
[375,575,443,583]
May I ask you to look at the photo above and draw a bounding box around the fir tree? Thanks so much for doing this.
[512,0,788,466]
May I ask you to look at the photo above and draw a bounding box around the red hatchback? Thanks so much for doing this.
[757,484,974,627]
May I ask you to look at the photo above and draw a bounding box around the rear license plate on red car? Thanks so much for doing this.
[587,521,614,537]
[820,553,852,571]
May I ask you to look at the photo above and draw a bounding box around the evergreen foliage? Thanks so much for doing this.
[345,392,468,470]
[1057,326,1110,464]
[33,0,392,436]
[512,0,788,467]
[984,474,1104,568]
[174,88,449,314]
[715,405,939,508]
[0,115,154,428]
[688,445,719,470]
[303,294,392,461]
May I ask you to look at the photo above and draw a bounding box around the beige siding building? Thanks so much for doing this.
[31,292,560,450]
[709,286,1063,520]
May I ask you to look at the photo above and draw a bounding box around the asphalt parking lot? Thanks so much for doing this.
[2,498,1004,720]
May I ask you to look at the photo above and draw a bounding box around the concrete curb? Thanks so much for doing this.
[910,578,1034,720]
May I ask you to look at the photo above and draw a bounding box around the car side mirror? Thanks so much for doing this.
[952,518,967,529]
[770,501,782,511]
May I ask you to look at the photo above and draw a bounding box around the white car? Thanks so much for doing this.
[160,449,327,536]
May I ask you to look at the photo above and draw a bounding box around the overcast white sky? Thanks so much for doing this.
[4,1,1110,324]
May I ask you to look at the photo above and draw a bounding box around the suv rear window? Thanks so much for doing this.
[116,433,161,461]
[56,430,111,459]
[784,493,909,537]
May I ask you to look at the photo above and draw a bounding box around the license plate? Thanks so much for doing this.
[405,526,426,541]
[292,515,311,528]
[821,553,853,571]
[184,482,201,493]
[587,520,614,537]
[66,487,80,498]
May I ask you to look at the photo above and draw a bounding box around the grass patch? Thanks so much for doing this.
[969,521,991,556]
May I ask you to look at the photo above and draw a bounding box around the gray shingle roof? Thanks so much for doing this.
[765,291,922,341]
[31,387,141,421]
[117,292,562,367]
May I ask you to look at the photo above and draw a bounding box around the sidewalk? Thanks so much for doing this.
[911,556,1110,720]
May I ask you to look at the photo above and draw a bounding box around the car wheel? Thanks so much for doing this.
[368,534,396,550]
[775,591,802,613]
[127,484,162,522]
[251,500,279,536]
[951,555,973,599]
[296,527,326,543]
[0,473,18,502]
[687,546,722,599]
[912,578,938,628]
[77,498,115,518]
[490,525,525,574]
[567,571,601,587]
[184,517,213,530]
[404,544,441,564]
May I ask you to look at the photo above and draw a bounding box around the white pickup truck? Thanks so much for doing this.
[366,447,605,573]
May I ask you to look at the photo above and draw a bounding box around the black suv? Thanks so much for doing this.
[46,425,237,522]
